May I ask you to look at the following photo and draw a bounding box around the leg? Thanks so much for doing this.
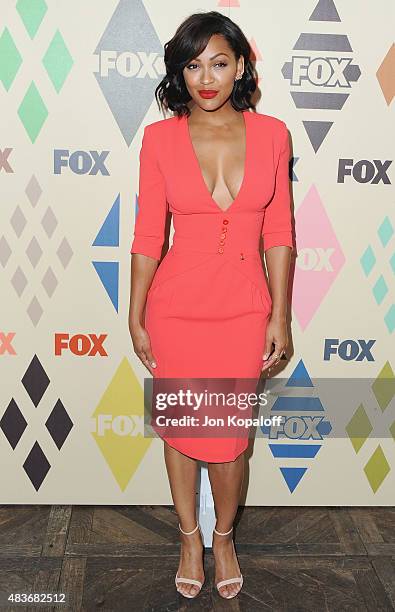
[164,441,204,597]
[208,452,245,598]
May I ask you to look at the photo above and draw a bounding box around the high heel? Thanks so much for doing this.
[213,525,243,599]
[175,522,205,598]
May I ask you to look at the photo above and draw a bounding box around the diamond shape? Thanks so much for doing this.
[25,175,42,207]
[26,236,43,267]
[23,441,51,491]
[10,206,27,237]
[0,398,28,449]
[0,236,12,267]
[27,296,44,326]
[384,304,395,334]
[18,81,49,143]
[372,274,388,305]
[45,399,73,450]
[42,266,58,297]
[389,420,395,442]
[21,354,50,407]
[42,207,58,237]
[0,28,22,90]
[363,445,390,493]
[16,0,48,39]
[11,266,28,297]
[360,245,376,276]
[345,403,373,453]
[42,30,73,93]
[57,237,73,268]
[378,216,394,247]
[372,361,395,412]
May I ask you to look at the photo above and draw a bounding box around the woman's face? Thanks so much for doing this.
[182,34,244,111]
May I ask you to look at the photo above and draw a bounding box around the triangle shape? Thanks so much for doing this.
[303,121,333,153]
[92,261,119,311]
[309,0,341,22]
[93,194,120,247]
[280,467,307,492]
[286,359,314,387]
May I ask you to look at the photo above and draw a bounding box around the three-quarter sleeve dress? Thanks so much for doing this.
[131,110,294,462]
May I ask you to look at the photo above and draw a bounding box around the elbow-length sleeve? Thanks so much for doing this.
[261,122,294,252]
[130,124,168,261]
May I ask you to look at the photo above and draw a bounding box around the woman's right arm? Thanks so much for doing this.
[128,123,168,374]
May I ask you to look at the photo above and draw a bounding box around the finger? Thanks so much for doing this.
[262,340,274,362]
[144,347,157,370]
[262,348,284,371]
[137,350,155,375]
[271,348,286,367]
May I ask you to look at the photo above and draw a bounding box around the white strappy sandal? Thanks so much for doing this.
[175,522,205,598]
[213,525,243,599]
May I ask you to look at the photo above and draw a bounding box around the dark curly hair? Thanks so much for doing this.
[155,10,257,118]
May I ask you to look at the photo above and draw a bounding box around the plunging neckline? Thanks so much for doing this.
[184,110,249,214]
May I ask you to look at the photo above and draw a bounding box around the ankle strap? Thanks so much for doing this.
[178,522,199,535]
[214,525,233,536]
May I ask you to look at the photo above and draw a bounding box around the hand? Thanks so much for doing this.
[130,322,157,375]
[261,315,288,372]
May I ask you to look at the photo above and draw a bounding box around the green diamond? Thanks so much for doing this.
[16,0,47,39]
[372,274,388,305]
[0,28,22,90]
[384,304,395,334]
[346,403,373,453]
[378,216,394,247]
[360,245,376,276]
[389,420,395,442]
[18,81,48,143]
[371,361,395,413]
[42,30,73,93]
[364,445,390,493]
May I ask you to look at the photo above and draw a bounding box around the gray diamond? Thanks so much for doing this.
[42,206,58,238]
[57,237,73,268]
[27,296,43,326]
[45,399,73,450]
[22,354,50,407]
[25,175,42,207]
[26,236,43,267]
[11,206,27,237]
[42,266,58,297]
[0,236,12,267]
[23,441,50,491]
[11,266,28,296]
[0,398,28,449]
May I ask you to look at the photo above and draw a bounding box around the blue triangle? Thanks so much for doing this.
[286,359,314,387]
[279,467,307,493]
[92,261,119,311]
[93,194,120,247]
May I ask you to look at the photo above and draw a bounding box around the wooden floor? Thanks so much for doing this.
[0,506,394,611]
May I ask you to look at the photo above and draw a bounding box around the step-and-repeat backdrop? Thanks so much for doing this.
[1,1,394,504]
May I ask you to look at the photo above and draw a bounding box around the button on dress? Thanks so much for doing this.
[130,110,294,462]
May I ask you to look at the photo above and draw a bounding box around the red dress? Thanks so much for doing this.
[130,110,293,462]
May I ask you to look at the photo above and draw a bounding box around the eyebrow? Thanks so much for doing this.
[192,53,230,61]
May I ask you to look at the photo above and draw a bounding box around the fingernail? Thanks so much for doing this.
[151,362,156,367]
[263,353,269,360]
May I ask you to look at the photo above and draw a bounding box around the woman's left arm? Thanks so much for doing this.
[261,122,294,371]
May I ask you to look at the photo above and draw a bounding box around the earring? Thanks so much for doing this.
[234,73,243,82]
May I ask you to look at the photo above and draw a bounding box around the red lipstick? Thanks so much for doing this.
[198,90,218,99]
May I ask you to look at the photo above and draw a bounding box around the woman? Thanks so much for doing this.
[129,10,293,600]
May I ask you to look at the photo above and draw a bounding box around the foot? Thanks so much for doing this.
[212,528,242,598]
[176,526,205,597]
